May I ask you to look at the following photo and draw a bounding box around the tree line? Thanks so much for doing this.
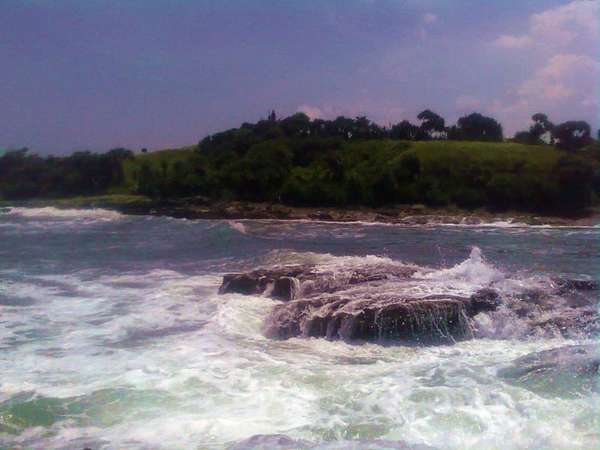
[1,109,599,214]
[0,148,133,199]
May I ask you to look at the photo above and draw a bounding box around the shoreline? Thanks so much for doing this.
[2,195,600,227]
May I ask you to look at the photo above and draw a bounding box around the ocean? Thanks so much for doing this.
[0,207,598,449]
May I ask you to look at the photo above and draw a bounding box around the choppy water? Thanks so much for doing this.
[0,207,598,450]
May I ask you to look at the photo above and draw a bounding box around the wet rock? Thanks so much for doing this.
[228,434,312,450]
[219,266,310,298]
[308,211,334,221]
[498,345,600,398]
[264,294,473,344]
[219,272,269,296]
[552,277,599,294]
[219,265,416,300]
[220,262,597,345]
[527,307,599,338]
[271,276,300,301]
[469,288,502,315]
[228,435,437,450]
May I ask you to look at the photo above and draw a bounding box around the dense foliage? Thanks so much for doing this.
[2,111,599,214]
[0,148,133,199]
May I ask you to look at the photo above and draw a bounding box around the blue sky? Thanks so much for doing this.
[1,0,597,154]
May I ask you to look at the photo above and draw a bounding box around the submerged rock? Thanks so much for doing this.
[498,345,600,398]
[552,277,599,294]
[469,288,502,315]
[228,434,312,450]
[219,264,416,301]
[228,434,437,450]
[264,294,474,344]
[219,260,598,345]
[220,264,498,344]
[219,266,310,300]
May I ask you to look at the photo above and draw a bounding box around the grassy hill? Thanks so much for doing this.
[114,138,596,214]
[1,128,598,215]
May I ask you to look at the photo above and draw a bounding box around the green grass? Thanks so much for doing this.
[412,140,560,166]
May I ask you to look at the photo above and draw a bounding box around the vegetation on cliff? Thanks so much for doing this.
[1,111,599,214]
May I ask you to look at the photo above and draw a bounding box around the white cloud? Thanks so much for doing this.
[490,1,599,135]
[491,53,598,134]
[492,0,598,54]
[297,105,323,120]
[518,53,598,101]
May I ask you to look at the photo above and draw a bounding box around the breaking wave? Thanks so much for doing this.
[3,206,123,221]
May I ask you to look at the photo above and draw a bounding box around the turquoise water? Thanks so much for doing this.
[0,208,598,449]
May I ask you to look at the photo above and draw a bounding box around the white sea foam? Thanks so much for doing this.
[4,206,123,221]
[417,247,504,286]
[1,215,598,449]
[228,221,247,234]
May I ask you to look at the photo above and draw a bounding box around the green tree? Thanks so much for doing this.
[390,120,418,140]
[553,121,592,151]
[454,112,503,142]
[417,110,446,140]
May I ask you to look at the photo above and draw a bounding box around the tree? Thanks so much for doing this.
[417,110,446,140]
[529,113,554,144]
[280,112,310,137]
[454,112,503,142]
[513,131,534,145]
[353,116,371,139]
[332,116,355,138]
[553,121,592,151]
[390,120,418,140]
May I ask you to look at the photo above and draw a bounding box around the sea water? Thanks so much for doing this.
[0,208,598,449]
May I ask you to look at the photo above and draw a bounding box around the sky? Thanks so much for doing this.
[1,0,598,154]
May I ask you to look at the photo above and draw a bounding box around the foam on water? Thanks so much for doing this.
[1,214,598,449]
[4,207,123,221]
[417,247,504,291]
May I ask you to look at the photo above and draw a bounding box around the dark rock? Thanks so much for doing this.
[227,435,437,450]
[308,211,334,221]
[219,265,416,301]
[271,276,300,301]
[498,345,600,398]
[314,440,437,449]
[469,288,502,315]
[527,307,599,338]
[219,273,268,296]
[552,277,599,294]
[228,434,312,450]
[264,294,473,344]
[220,262,598,345]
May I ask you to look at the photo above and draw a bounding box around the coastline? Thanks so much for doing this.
[3,194,599,227]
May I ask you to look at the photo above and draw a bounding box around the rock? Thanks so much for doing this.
[552,277,599,293]
[271,276,300,301]
[228,434,312,450]
[527,307,599,338]
[498,345,600,398]
[264,294,474,344]
[219,273,269,296]
[227,435,437,450]
[219,266,310,298]
[308,211,334,221]
[219,262,597,345]
[469,288,502,315]
[219,265,416,300]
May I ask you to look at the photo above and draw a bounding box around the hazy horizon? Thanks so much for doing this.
[2,0,598,154]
